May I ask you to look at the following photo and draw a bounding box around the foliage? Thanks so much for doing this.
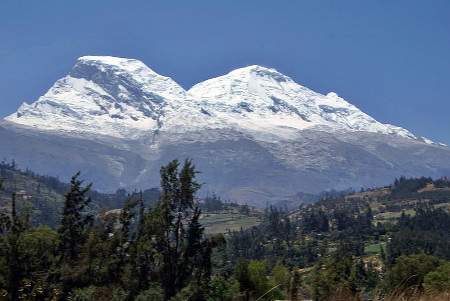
[208,276,240,301]
[248,260,269,299]
[386,254,443,293]
[386,205,450,263]
[58,172,93,262]
[271,261,290,289]
[201,193,224,212]
[67,286,128,301]
[423,262,450,292]
[0,167,449,301]
[135,283,164,301]
[310,253,380,301]
[234,258,252,300]
[392,176,432,198]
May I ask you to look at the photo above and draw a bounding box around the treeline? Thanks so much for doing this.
[391,176,432,198]
[387,204,450,263]
[0,160,215,300]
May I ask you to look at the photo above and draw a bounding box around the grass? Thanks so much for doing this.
[200,213,260,234]
[376,202,449,222]
[377,209,416,220]
[364,242,386,254]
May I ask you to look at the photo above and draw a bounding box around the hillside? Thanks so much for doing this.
[0,162,159,228]
[0,159,449,300]
[212,176,450,299]
[0,161,68,228]
[0,162,257,232]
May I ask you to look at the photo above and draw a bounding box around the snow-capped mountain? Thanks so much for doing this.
[188,65,416,142]
[2,56,449,206]
[7,56,192,139]
[7,57,418,142]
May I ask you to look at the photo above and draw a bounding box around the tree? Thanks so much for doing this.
[310,254,360,301]
[386,254,443,294]
[58,172,93,261]
[135,282,164,301]
[182,206,212,298]
[289,270,301,301]
[57,172,93,298]
[114,194,140,288]
[156,159,203,299]
[423,261,450,292]
[5,192,27,300]
[234,258,252,301]
[386,206,450,262]
[19,226,59,299]
[209,276,240,301]
[271,261,290,290]
[268,261,290,300]
[247,260,269,300]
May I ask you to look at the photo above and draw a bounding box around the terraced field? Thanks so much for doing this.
[200,212,261,234]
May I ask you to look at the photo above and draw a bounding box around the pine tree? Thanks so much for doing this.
[157,159,202,299]
[56,172,93,299]
[58,172,93,261]
[113,194,140,288]
[6,192,26,300]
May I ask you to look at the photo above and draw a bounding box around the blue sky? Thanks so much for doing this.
[1,0,449,144]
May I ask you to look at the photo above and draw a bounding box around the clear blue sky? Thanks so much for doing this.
[1,0,449,144]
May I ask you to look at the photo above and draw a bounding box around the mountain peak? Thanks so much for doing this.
[226,65,292,83]
[78,55,143,65]
[1,57,446,203]
[232,64,277,72]
[70,55,159,80]
[188,64,419,141]
[5,56,188,138]
[5,56,421,143]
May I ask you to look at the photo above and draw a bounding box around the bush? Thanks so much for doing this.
[423,262,450,292]
[68,286,128,301]
[135,283,164,301]
[387,254,443,293]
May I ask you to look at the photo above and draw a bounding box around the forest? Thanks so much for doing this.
[0,159,449,300]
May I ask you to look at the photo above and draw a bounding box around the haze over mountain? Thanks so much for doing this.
[1,56,449,205]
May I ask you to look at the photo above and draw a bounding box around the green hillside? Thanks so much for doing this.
[0,160,449,300]
[0,162,68,228]
[212,176,450,300]
[0,162,160,228]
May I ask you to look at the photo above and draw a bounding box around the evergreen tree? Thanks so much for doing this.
[156,159,203,299]
[113,194,140,291]
[58,172,93,261]
[57,172,93,298]
[234,258,252,301]
[386,254,443,294]
[6,193,26,300]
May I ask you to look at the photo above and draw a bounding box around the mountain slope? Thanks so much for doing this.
[1,56,449,204]
[6,56,192,139]
[188,65,416,142]
[6,58,421,143]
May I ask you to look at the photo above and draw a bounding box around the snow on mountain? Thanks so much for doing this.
[6,56,193,139]
[188,65,416,142]
[6,56,422,144]
[2,56,448,202]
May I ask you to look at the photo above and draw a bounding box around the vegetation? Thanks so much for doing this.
[0,163,449,300]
